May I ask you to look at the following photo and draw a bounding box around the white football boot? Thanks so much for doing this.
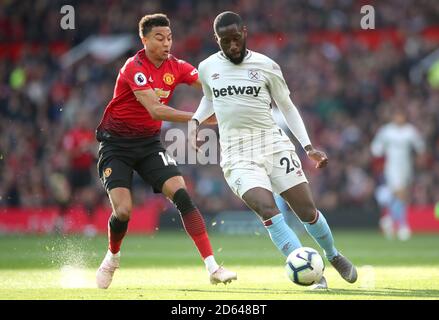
[209,266,237,285]
[397,225,412,241]
[310,276,328,290]
[96,250,120,289]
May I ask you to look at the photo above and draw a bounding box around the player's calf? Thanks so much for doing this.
[172,188,214,260]
[172,188,237,282]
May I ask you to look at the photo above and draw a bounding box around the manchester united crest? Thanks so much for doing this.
[163,73,175,85]
[104,167,112,178]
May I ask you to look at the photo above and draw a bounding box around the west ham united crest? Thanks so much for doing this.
[248,69,260,80]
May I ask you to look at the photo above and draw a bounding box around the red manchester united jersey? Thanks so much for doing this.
[97,49,198,138]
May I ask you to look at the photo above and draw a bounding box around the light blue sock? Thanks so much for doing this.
[304,210,338,260]
[389,197,407,227]
[274,193,290,213]
[264,213,302,257]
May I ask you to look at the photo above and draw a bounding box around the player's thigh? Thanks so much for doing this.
[97,155,134,220]
[385,170,411,200]
[280,182,317,222]
[268,150,316,222]
[268,150,308,195]
[97,155,134,192]
[223,164,273,199]
[134,149,182,195]
[161,175,187,200]
[241,187,280,221]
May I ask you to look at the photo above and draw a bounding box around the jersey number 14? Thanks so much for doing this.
[159,152,177,166]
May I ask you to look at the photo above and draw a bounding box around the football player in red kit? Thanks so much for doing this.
[95,13,236,289]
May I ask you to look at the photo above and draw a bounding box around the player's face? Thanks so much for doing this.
[393,112,407,125]
[215,24,247,64]
[142,26,172,61]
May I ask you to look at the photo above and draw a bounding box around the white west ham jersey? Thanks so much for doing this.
[198,50,294,168]
[371,122,425,189]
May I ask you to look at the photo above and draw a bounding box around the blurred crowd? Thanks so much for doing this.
[0,0,438,217]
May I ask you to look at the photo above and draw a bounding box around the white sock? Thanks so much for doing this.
[106,250,120,259]
[204,255,219,274]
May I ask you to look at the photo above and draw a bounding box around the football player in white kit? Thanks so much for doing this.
[371,109,425,240]
[190,11,357,288]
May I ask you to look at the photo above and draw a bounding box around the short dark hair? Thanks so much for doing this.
[214,11,243,35]
[138,13,170,38]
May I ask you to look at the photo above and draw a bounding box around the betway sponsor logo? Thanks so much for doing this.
[213,85,261,98]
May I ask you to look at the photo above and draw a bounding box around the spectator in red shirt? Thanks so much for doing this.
[62,110,100,235]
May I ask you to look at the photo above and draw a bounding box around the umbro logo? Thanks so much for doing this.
[211,73,220,80]
[282,243,291,252]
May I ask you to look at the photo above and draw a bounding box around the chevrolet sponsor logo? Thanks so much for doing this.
[154,88,171,99]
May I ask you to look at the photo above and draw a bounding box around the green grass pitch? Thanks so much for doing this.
[0,230,438,300]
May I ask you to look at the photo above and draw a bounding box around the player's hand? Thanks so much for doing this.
[305,146,328,169]
[188,119,200,153]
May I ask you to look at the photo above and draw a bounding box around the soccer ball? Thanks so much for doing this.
[285,247,325,286]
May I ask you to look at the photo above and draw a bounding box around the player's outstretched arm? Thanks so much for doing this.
[193,96,215,124]
[267,61,314,149]
[189,96,216,152]
[134,89,194,122]
[277,98,328,169]
[272,82,328,169]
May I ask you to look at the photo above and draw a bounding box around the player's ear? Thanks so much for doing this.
[242,26,248,38]
[141,36,148,46]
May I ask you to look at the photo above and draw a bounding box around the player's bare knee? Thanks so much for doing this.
[162,176,186,199]
[297,206,317,223]
[255,203,279,221]
[113,205,132,222]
